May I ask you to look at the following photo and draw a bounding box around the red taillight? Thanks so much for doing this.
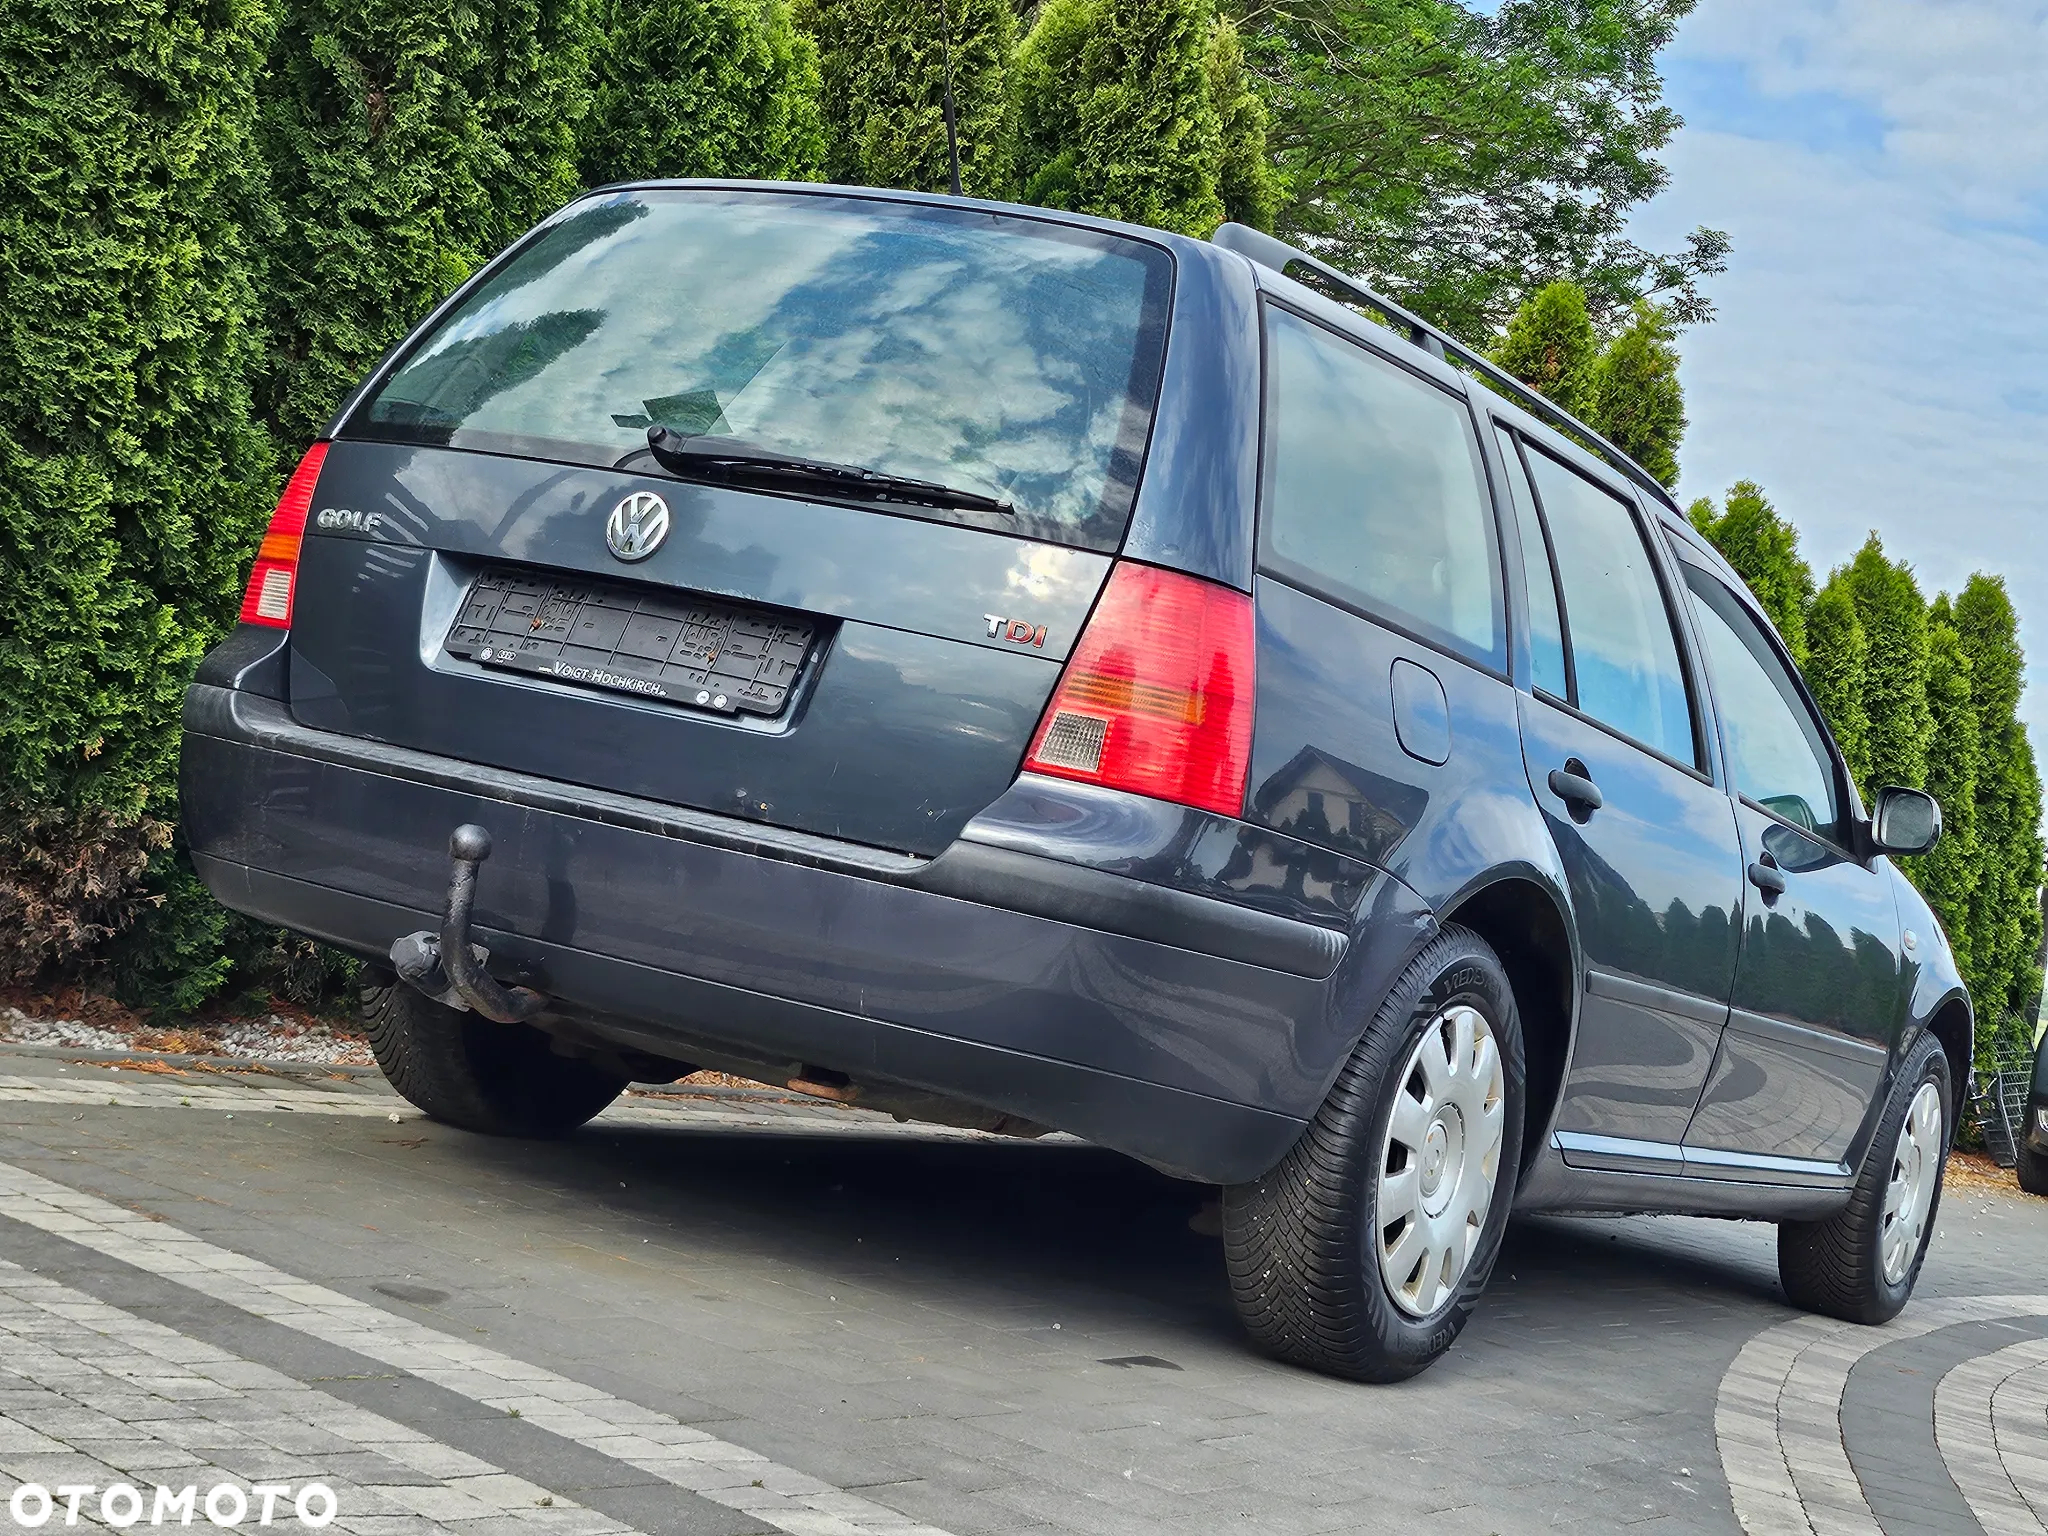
[1024,562,1255,817]
[238,442,330,628]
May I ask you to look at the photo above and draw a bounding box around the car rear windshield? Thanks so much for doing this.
[348,189,1175,549]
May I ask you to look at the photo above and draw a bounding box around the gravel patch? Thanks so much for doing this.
[0,1005,373,1066]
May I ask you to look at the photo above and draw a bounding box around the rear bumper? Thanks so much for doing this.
[180,684,1409,1182]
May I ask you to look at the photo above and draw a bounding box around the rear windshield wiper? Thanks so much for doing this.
[638,426,1014,516]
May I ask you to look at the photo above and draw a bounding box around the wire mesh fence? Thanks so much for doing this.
[1967,1018,2038,1168]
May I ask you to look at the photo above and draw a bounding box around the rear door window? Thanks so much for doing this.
[1493,428,1569,699]
[350,190,1173,550]
[1522,447,1697,768]
[1259,308,1505,670]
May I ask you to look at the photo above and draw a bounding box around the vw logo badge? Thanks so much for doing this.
[605,490,670,562]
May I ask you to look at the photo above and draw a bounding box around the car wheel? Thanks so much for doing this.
[2017,1138,2048,1197]
[1222,925,1526,1383]
[1778,1030,1950,1325]
[362,974,628,1137]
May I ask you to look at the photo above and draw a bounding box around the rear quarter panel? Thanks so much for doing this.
[1242,575,1576,1119]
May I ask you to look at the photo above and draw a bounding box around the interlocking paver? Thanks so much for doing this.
[5,1046,2048,1534]
[0,1263,668,1536]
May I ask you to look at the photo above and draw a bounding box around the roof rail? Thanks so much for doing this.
[1209,223,1680,512]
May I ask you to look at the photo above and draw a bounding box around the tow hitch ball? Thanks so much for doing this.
[390,825,548,1023]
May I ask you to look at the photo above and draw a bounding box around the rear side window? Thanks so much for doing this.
[1683,565,1843,840]
[1260,309,1504,670]
[350,190,1173,550]
[1523,448,1696,768]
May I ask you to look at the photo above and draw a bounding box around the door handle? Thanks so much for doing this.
[1748,859,1788,901]
[1547,766,1604,814]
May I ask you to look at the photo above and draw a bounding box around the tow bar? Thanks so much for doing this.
[389,825,549,1022]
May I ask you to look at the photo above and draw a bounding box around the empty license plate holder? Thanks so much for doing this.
[444,568,816,718]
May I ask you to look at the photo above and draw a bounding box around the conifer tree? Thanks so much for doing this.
[1804,575,1872,793]
[1492,284,1685,485]
[1490,281,1596,419]
[0,0,276,1005]
[1911,602,1979,988]
[1013,0,1226,235]
[258,0,597,446]
[1839,535,1933,799]
[1982,729,2047,1018]
[1584,301,1685,489]
[1952,575,2047,1018]
[583,0,824,187]
[1207,15,1278,231]
[1954,576,2024,740]
[1688,481,1813,664]
[806,0,1010,195]
[1011,0,1103,213]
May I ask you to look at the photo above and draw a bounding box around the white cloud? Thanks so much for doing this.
[1631,3,2048,772]
[1678,0,2048,210]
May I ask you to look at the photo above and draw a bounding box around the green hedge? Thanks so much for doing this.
[260,0,597,448]
[1015,0,1227,236]
[584,0,824,186]
[0,0,278,1009]
[806,0,1012,196]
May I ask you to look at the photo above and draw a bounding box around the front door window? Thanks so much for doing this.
[1682,568,1843,843]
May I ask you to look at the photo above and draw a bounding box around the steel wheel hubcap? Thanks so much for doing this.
[1883,1082,1943,1286]
[1375,1003,1506,1318]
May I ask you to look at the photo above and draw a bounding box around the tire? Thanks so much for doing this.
[362,976,628,1137]
[1778,1030,1950,1325]
[1222,925,1526,1383]
[2017,1139,2048,1197]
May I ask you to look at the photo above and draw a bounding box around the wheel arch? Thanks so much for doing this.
[1924,990,1975,1130]
[1439,872,1580,1179]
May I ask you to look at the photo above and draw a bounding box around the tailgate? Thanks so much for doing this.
[287,442,1111,855]
[284,187,1173,856]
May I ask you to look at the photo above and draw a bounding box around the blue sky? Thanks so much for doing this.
[1619,1,2048,796]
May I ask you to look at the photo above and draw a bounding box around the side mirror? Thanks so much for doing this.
[1870,786,1942,857]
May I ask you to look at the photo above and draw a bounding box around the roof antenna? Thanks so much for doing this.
[938,0,963,196]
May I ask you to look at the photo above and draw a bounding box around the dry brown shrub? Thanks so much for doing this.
[0,806,168,984]
[0,978,152,1032]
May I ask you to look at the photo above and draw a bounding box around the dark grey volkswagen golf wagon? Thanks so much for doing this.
[182,182,1970,1381]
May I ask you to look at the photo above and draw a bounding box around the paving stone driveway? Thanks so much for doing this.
[2,1044,2047,1535]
